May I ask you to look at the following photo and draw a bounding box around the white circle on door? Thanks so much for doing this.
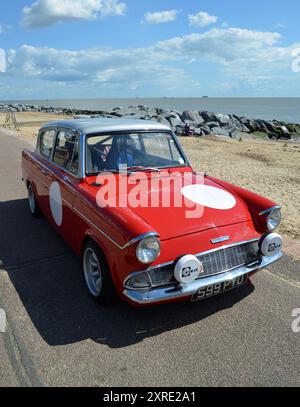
[181,184,236,210]
[49,181,63,226]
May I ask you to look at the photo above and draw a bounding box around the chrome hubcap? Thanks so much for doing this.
[28,185,35,213]
[83,248,102,296]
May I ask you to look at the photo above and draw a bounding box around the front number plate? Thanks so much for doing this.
[191,274,248,302]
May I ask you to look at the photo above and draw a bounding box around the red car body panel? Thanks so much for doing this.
[21,125,281,306]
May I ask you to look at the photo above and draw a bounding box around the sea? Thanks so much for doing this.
[2,98,300,124]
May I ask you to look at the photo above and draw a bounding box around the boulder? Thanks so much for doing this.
[223,124,241,135]
[156,115,171,127]
[216,113,231,125]
[211,127,230,137]
[166,114,184,129]
[279,125,291,138]
[181,110,204,124]
[138,105,148,111]
[228,116,250,132]
[240,117,260,132]
[193,128,203,136]
[256,119,277,133]
[199,126,213,135]
[200,111,218,122]
[174,124,185,136]
[156,108,172,116]
[206,121,221,129]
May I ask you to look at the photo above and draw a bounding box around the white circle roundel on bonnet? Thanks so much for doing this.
[49,181,63,226]
[181,184,236,210]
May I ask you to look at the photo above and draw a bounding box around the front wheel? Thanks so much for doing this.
[27,183,41,217]
[83,241,117,306]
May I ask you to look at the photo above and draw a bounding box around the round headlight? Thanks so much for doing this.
[266,208,281,231]
[136,236,160,264]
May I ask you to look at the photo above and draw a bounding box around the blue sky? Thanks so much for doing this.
[0,0,300,99]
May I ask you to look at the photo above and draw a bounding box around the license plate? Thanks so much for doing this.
[191,274,248,302]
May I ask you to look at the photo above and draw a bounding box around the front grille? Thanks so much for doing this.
[148,266,174,287]
[198,240,259,278]
[147,240,260,288]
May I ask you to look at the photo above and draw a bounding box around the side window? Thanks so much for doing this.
[53,130,79,174]
[39,130,56,159]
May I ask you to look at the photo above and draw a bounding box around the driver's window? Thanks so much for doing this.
[53,130,79,174]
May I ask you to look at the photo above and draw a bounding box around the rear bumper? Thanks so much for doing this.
[123,252,282,305]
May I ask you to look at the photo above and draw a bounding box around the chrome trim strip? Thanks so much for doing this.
[73,207,124,250]
[31,173,49,189]
[73,207,158,250]
[211,236,230,244]
[123,252,283,304]
[122,232,159,249]
[259,205,281,216]
[194,238,259,258]
[62,198,73,209]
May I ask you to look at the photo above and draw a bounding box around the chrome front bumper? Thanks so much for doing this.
[123,252,282,304]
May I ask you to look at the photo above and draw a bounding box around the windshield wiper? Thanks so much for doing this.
[126,166,161,173]
[95,166,161,175]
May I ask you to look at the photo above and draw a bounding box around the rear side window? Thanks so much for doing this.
[39,129,56,159]
[53,130,80,174]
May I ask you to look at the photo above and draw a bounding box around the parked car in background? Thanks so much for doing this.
[22,119,283,306]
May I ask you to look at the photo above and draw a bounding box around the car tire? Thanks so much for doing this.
[27,183,41,217]
[82,241,117,306]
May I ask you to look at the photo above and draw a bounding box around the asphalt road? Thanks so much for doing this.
[0,130,299,387]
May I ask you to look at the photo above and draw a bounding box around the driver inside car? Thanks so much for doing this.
[105,135,139,170]
[117,135,136,167]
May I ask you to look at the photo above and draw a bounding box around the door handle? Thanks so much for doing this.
[63,175,70,183]
[41,169,49,175]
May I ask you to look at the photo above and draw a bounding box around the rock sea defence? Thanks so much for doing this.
[1,103,299,140]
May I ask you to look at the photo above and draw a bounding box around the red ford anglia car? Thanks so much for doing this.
[22,118,283,306]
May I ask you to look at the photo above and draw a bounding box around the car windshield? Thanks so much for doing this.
[86,132,186,175]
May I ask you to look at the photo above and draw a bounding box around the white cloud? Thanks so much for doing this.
[4,27,300,95]
[5,44,199,92]
[188,11,218,28]
[143,10,179,24]
[21,0,126,29]
[154,28,284,65]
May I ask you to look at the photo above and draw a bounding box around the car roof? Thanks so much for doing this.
[40,118,171,134]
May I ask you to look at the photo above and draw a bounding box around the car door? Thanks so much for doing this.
[49,129,81,248]
[33,128,57,217]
